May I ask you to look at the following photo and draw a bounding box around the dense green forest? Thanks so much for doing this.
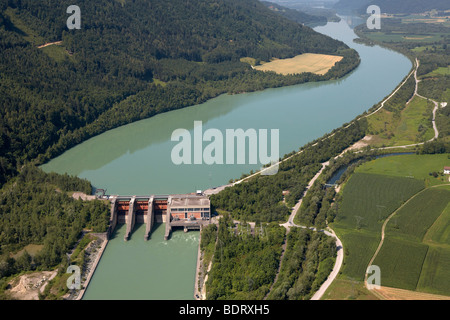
[201,215,336,300]
[0,0,360,186]
[0,166,109,289]
[204,214,285,299]
[266,227,336,300]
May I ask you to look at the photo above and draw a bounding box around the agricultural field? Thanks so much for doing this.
[355,153,450,187]
[385,188,450,242]
[328,154,450,298]
[422,66,450,78]
[333,173,425,233]
[254,53,343,75]
[373,237,429,290]
[373,186,450,295]
[331,172,424,282]
[40,44,73,62]
[424,201,450,245]
[337,230,379,281]
[367,96,435,147]
[364,31,447,43]
[417,247,450,296]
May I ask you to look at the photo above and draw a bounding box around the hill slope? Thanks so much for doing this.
[366,0,450,14]
[0,0,359,185]
[334,0,450,13]
[261,1,327,26]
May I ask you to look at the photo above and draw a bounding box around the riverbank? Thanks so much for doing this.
[75,233,108,300]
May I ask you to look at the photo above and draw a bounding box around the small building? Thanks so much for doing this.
[169,195,210,221]
[444,166,450,175]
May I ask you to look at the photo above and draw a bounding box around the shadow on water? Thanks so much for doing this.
[108,223,125,241]
[110,222,167,241]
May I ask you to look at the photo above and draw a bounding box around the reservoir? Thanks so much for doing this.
[41,17,412,299]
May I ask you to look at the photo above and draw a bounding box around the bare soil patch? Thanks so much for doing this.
[8,271,57,300]
[373,286,450,300]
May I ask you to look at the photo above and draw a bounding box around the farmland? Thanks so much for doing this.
[424,201,450,245]
[385,188,450,242]
[328,153,450,298]
[254,53,343,75]
[333,173,425,233]
[372,237,429,290]
[331,172,424,281]
[355,154,450,187]
[372,186,450,295]
[417,247,450,295]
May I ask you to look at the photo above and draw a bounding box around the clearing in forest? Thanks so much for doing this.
[254,53,343,75]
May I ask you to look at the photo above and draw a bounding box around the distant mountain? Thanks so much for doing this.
[261,1,327,26]
[365,0,450,14]
[333,0,371,11]
[334,0,450,14]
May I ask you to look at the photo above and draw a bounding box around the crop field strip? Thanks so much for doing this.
[332,154,450,296]
[372,187,450,295]
[331,172,425,281]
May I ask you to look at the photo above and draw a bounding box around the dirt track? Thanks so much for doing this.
[373,286,450,300]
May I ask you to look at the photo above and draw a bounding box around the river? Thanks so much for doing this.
[41,16,412,299]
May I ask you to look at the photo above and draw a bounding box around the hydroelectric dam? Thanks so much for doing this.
[107,193,211,241]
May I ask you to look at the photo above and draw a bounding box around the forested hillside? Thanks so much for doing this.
[0,0,359,186]
[0,166,109,292]
[261,1,327,26]
[333,0,371,11]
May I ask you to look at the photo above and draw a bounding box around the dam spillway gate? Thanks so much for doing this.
[107,194,211,241]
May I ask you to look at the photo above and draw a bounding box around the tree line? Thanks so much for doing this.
[0,0,360,186]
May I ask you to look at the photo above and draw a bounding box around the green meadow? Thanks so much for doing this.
[332,172,424,281]
[367,96,435,147]
[356,154,450,187]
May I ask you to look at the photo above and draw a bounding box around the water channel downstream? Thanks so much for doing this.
[42,16,412,299]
